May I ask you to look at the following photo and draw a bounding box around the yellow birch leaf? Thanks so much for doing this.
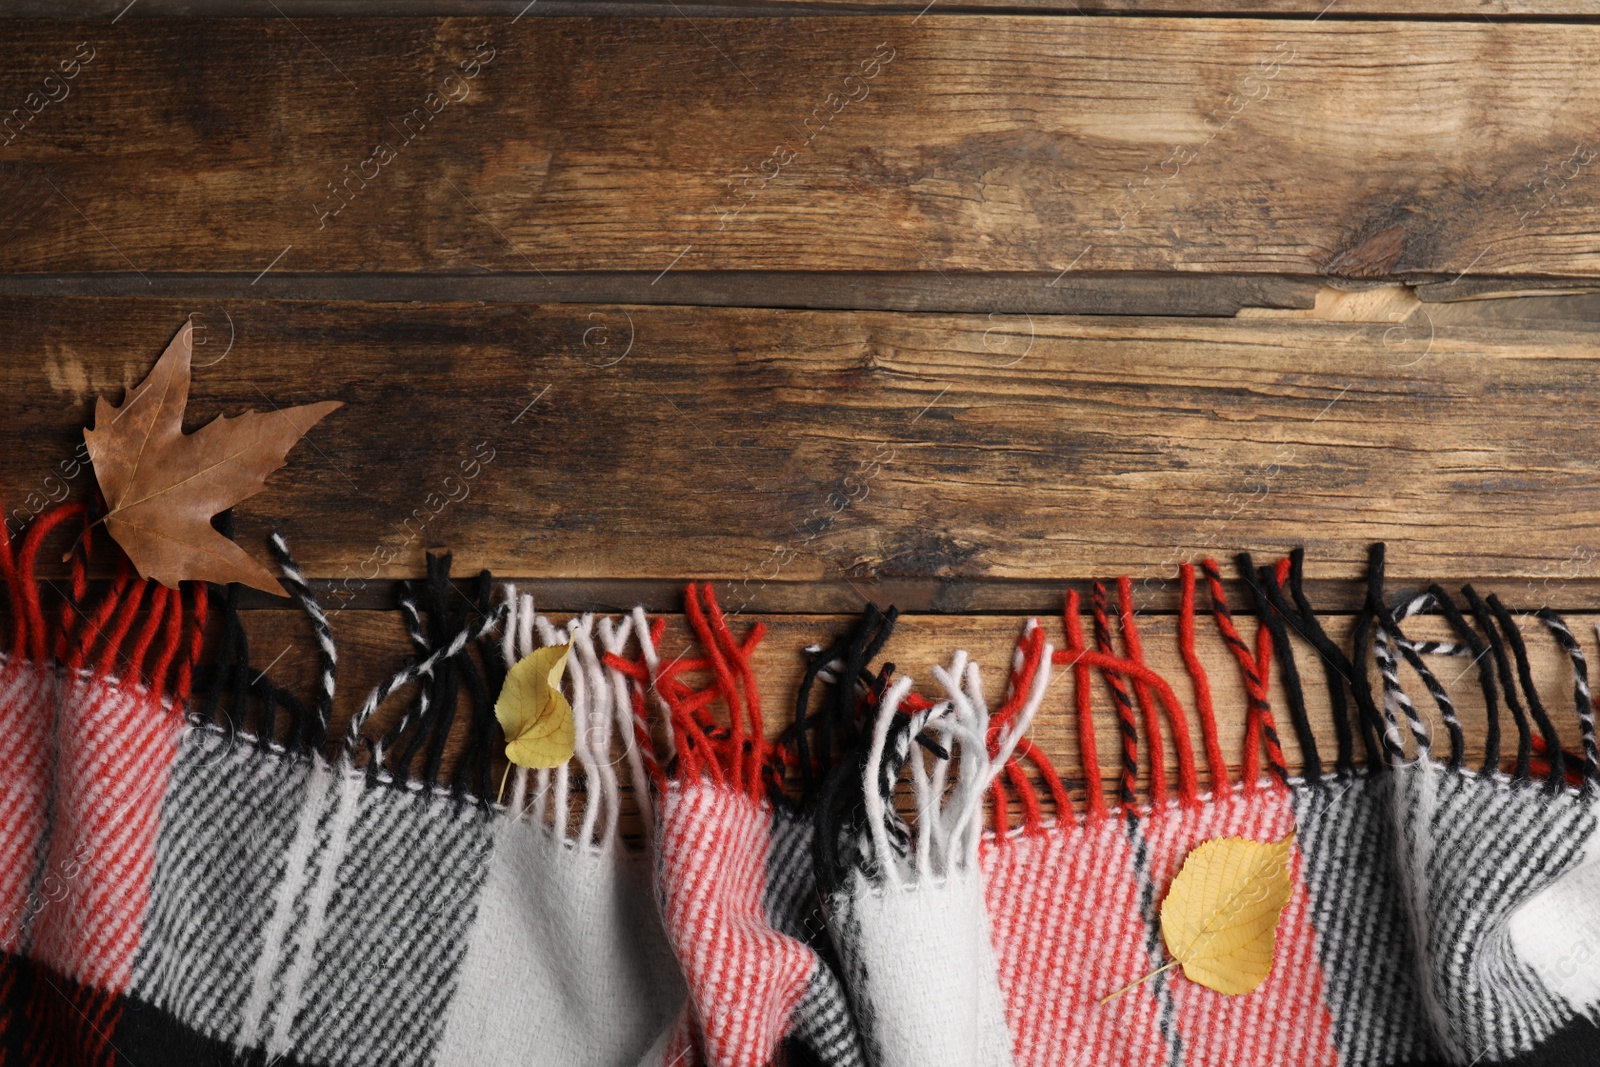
[1158,834,1297,996]
[494,641,575,769]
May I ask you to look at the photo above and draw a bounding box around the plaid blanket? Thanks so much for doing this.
[816,554,1600,1067]
[4,504,1599,1067]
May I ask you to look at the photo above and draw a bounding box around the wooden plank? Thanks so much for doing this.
[9,297,1600,607]
[19,3,1600,24]
[1415,277,1600,303]
[235,606,1600,807]
[4,19,1600,280]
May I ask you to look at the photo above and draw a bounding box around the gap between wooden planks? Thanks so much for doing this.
[237,605,1598,828]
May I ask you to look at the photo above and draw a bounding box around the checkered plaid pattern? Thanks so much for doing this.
[611,584,870,1067]
[1289,773,1435,1062]
[130,730,497,1067]
[1391,765,1599,1062]
[655,781,821,1066]
[818,557,1600,1067]
[980,788,1347,1067]
[7,505,1600,1067]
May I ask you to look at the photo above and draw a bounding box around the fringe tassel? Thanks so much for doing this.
[3,500,208,708]
[1240,553,1322,783]
[605,583,775,805]
[268,533,336,749]
[871,675,945,886]
[1055,624,1204,803]
[1054,567,1234,814]
[499,589,536,819]
[1463,584,1533,779]
[197,525,316,751]
[1178,563,1228,793]
[786,603,899,812]
[604,606,672,816]
[570,615,620,845]
[364,555,501,798]
[1201,557,1288,790]
[1429,585,1499,775]
[987,622,1071,840]
[1338,554,1598,795]
[861,643,1053,884]
[17,491,1599,823]
[1487,594,1569,792]
[1345,545,1387,765]
[1091,581,1144,806]
[1377,591,1473,771]
[1060,590,1106,820]
[1029,544,1600,821]
[1283,549,1362,774]
[1536,609,1599,792]
[1119,576,1201,806]
[1373,607,1427,760]
[496,588,646,847]
[1112,579,1168,805]
[347,553,506,794]
[459,573,502,800]
[18,503,84,664]
[811,672,920,894]
[597,612,652,843]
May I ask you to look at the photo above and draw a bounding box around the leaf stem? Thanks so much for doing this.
[59,515,109,562]
[496,761,511,807]
[1099,960,1179,1005]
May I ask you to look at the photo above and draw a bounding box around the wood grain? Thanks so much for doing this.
[8,297,1600,608]
[4,19,1600,280]
[19,2,1600,17]
[234,605,1600,808]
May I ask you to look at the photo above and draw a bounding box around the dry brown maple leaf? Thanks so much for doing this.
[83,321,341,596]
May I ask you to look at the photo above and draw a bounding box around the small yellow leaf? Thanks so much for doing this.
[494,641,575,769]
[1159,834,1296,996]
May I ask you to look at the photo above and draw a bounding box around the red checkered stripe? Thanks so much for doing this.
[0,661,53,1067]
[30,675,187,993]
[0,503,86,962]
[610,583,823,1067]
[0,662,52,955]
[974,557,1340,1066]
[980,619,1174,1064]
[982,817,1173,1067]
[1139,788,1336,1066]
[35,559,204,987]
[0,506,204,1065]
[980,810,1336,1067]
[658,781,815,1067]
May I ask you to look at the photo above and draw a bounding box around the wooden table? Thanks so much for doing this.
[5,3,1600,809]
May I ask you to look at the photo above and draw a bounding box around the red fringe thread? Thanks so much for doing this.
[4,503,205,708]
